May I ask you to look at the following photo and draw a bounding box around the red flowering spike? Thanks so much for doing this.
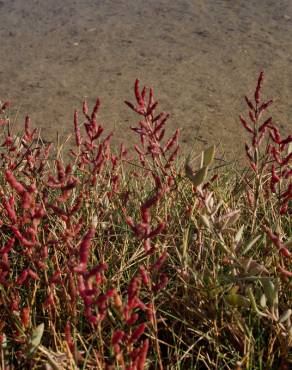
[255,71,264,104]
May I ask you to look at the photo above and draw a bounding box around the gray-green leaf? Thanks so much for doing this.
[225,293,250,308]
[261,279,277,306]
[202,145,216,167]
[188,166,208,187]
[242,234,262,255]
[235,225,244,244]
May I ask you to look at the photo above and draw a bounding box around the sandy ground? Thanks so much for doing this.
[0,0,291,164]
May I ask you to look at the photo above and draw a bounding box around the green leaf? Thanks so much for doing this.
[261,279,277,306]
[235,225,244,244]
[185,154,209,187]
[202,145,215,167]
[28,323,44,356]
[247,287,268,317]
[225,294,250,308]
[242,234,261,255]
[185,155,193,176]
[188,166,208,187]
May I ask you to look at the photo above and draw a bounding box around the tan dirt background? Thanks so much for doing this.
[0,0,291,164]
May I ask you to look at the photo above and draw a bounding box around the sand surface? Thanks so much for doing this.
[0,0,291,163]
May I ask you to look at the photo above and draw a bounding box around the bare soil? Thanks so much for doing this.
[0,0,291,164]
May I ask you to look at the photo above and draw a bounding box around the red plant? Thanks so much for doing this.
[240,71,291,216]
[240,72,291,277]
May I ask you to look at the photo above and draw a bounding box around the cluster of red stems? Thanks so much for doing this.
[239,72,291,277]
[0,73,290,368]
[0,80,179,369]
[240,72,291,214]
